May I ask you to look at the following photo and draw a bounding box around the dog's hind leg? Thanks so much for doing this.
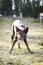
[18,43,20,49]
[18,39,21,49]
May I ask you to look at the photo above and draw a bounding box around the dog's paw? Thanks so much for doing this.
[30,51,34,54]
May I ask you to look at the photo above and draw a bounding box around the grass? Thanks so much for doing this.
[0,17,43,65]
[38,42,43,46]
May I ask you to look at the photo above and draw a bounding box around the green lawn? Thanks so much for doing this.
[0,17,43,65]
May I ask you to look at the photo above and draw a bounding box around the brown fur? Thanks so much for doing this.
[10,23,33,54]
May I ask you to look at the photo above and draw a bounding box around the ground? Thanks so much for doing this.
[0,17,43,65]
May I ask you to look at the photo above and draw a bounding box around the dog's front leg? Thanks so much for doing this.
[10,37,18,53]
[24,38,33,54]
[11,25,15,44]
[11,34,14,44]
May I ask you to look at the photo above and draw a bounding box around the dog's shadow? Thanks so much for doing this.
[24,51,43,55]
[9,50,43,55]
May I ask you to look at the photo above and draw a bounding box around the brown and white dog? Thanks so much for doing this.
[10,20,33,53]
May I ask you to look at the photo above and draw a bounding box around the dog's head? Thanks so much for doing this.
[16,27,28,41]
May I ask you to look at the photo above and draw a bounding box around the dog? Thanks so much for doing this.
[10,20,33,53]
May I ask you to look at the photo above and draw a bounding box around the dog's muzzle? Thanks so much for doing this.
[18,34,26,40]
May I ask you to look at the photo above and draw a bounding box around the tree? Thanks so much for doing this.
[0,0,2,14]
[2,0,12,16]
[14,0,22,16]
[35,0,41,7]
[32,0,41,18]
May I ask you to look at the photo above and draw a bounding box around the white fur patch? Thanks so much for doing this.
[13,20,25,30]
[12,20,27,41]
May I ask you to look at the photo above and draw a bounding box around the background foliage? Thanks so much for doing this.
[0,0,43,17]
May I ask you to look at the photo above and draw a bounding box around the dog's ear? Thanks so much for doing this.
[16,27,20,32]
[24,27,28,34]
